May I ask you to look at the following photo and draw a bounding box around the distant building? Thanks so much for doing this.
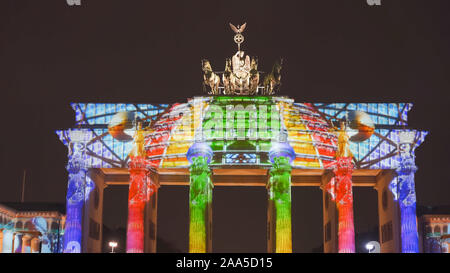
[418,206,450,253]
[0,203,65,253]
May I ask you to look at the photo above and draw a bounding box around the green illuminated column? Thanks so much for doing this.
[187,142,213,253]
[267,142,296,253]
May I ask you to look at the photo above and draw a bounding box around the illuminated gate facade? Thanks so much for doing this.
[55,25,427,253]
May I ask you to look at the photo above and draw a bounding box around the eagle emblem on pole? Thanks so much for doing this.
[229,22,247,51]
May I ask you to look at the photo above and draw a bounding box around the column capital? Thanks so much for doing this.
[128,155,148,170]
[269,142,295,164]
[187,142,213,164]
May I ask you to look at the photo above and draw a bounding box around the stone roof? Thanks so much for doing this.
[0,202,65,215]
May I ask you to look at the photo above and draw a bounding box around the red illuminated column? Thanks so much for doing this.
[334,157,355,253]
[126,156,149,253]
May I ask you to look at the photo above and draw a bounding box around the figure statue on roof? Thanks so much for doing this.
[201,59,221,95]
[231,51,251,93]
[262,58,283,95]
[223,58,233,95]
[249,57,259,95]
[200,23,283,96]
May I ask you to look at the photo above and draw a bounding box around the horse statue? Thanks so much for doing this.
[222,58,233,95]
[249,57,259,95]
[263,58,283,95]
[201,59,221,95]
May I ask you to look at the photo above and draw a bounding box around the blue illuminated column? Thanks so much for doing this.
[63,130,88,253]
[396,132,419,253]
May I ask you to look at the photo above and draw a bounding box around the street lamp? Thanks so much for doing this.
[365,241,380,253]
[365,242,375,253]
[109,241,118,253]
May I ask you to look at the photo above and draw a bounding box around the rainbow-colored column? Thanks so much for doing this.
[187,142,213,253]
[267,142,295,253]
[63,134,88,253]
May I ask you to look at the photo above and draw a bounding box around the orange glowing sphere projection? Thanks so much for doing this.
[108,111,135,142]
[347,110,375,142]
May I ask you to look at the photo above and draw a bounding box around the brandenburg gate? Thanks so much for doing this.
[56,24,427,253]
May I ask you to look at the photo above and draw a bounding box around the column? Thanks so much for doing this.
[267,142,295,253]
[126,124,159,253]
[13,233,23,253]
[41,233,53,253]
[334,157,355,253]
[144,171,159,253]
[31,237,40,253]
[395,131,420,253]
[126,159,147,253]
[328,122,355,253]
[0,230,3,253]
[2,230,13,253]
[63,135,88,253]
[187,142,213,253]
[22,234,32,253]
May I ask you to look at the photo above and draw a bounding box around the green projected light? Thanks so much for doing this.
[203,96,283,165]
[268,156,293,253]
[188,156,213,253]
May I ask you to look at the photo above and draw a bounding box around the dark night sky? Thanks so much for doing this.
[0,0,449,252]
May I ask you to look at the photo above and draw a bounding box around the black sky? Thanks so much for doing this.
[0,0,449,252]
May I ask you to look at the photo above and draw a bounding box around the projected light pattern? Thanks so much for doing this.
[268,156,293,253]
[14,234,22,253]
[0,217,62,253]
[279,99,337,168]
[63,132,93,253]
[396,136,420,253]
[57,100,425,171]
[57,103,169,168]
[387,130,427,200]
[126,156,148,253]
[188,156,213,253]
[268,142,295,253]
[31,217,61,253]
[145,99,209,168]
[326,157,355,253]
[1,229,13,253]
[386,130,427,253]
[313,103,416,169]
[204,96,280,166]
[127,123,160,253]
[56,98,428,253]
